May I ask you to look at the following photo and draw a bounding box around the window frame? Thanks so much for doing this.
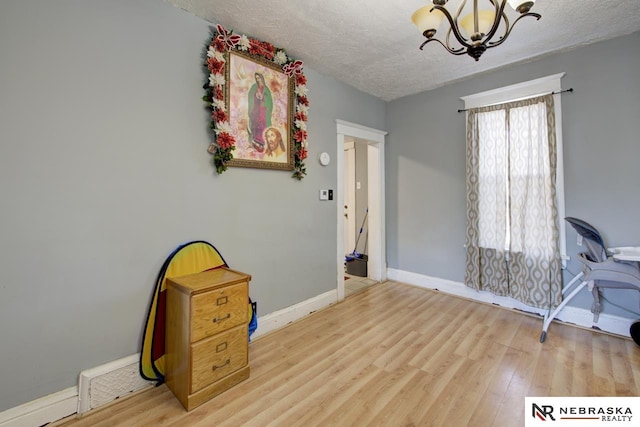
[461,73,568,266]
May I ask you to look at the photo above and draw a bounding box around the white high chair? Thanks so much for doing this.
[540,217,640,342]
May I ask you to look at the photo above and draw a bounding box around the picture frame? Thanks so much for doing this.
[225,51,295,170]
[204,25,309,179]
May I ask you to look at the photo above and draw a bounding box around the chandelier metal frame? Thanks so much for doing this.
[415,0,541,61]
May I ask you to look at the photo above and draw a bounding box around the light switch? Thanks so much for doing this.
[319,189,329,201]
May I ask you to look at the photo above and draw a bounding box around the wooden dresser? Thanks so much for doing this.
[165,267,251,411]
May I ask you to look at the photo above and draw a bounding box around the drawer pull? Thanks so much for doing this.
[212,313,231,323]
[212,359,230,371]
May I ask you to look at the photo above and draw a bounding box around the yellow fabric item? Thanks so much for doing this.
[140,241,226,382]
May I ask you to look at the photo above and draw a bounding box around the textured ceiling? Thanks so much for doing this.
[166,0,640,101]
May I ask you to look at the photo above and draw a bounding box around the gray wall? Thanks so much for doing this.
[0,0,385,410]
[386,31,640,317]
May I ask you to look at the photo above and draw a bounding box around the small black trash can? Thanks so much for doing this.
[346,253,368,277]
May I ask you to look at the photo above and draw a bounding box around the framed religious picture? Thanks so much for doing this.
[204,25,309,180]
[226,51,294,170]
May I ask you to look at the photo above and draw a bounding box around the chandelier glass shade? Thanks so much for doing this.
[411,0,541,61]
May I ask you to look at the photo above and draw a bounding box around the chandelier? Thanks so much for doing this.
[411,0,541,61]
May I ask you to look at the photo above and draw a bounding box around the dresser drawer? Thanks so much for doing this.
[190,324,248,393]
[191,282,248,342]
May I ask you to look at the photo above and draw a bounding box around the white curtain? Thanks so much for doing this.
[465,95,562,309]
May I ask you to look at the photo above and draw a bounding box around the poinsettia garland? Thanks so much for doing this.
[203,25,309,180]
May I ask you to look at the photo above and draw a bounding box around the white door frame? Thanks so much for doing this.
[336,120,387,301]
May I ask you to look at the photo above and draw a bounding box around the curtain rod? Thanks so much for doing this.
[457,88,574,113]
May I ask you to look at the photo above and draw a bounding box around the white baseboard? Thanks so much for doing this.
[251,289,338,340]
[0,289,339,426]
[0,387,77,427]
[387,268,633,338]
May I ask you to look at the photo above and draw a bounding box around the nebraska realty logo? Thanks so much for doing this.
[525,397,639,426]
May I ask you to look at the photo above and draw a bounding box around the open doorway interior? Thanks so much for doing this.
[336,120,387,301]
[344,139,379,297]
[344,140,356,259]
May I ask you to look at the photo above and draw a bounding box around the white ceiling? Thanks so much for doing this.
[167,0,640,101]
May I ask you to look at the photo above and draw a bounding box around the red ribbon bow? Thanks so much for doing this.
[283,60,304,77]
[215,25,241,50]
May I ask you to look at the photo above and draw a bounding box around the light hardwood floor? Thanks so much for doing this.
[344,273,377,297]
[55,281,640,427]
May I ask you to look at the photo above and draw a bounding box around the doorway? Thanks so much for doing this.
[343,139,372,297]
[336,120,387,301]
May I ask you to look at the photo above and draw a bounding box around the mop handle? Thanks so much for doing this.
[359,208,368,234]
[353,208,368,254]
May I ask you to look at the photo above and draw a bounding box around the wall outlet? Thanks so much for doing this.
[577,234,583,246]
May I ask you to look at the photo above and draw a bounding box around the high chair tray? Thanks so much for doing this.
[608,246,640,261]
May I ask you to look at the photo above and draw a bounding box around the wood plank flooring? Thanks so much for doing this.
[55,281,640,427]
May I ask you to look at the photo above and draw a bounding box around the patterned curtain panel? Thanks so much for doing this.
[465,95,562,309]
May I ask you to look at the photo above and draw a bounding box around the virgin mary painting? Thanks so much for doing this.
[247,72,273,153]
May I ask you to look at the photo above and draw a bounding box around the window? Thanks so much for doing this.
[462,73,567,263]
[462,74,566,309]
